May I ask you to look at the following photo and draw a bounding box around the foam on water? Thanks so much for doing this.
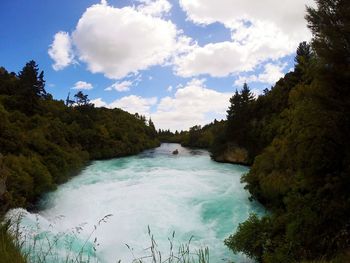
[6,143,264,263]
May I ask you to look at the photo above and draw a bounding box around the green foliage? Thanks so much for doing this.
[0,220,26,263]
[0,62,159,212]
[225,214,270,262]
[158,120,226,150]
[223,0,350,262]
[226,83,254,145]
[74,90,93,107]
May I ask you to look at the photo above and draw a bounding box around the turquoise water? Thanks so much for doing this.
[6,143,264,263]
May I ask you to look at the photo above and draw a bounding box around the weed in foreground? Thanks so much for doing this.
[3,213,209,263]
[125,226,209,263]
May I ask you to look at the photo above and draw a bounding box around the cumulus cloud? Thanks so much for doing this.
[152,79,232,130]
[234,63,287,86]
[48,31,75,70]
[167,85,173,92]
[175,41,251,77]
[90,98,107,107]
[174,0,314,77]
[109,95,157,115]
[65,1,180,79]
[49,0,314,81]
[179,0,313,36]
[72,81,94,90]
[49,0,197,79]
[92,95,157,116]
[92,79,232,131]
[105,80,133,92]
[173,23,296,77]
[136,0,172,16]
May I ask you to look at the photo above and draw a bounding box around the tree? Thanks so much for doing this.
[148,118,157,138]
[227,84,254,123]
[226,83,254,144]
[187,125,202,146]
[226,90,241,122]
[241,83,255,105]
[18,60,46,98]
[306,0,350,76]
[0,67,16,96]
[65,92,75,107]
[294,42,314,83]
[226,1,350,261]
[17,60,47,114]
[74,91,91,106]
[148,118,156,130]
[225,214,270,262]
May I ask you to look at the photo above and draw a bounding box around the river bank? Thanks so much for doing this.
[5,143,264,263]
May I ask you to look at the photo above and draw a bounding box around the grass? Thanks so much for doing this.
[2,212,348,263]
[0,219,26,263]
[1,212,105,263]
[125,226,210,263]
[1,213,210,263]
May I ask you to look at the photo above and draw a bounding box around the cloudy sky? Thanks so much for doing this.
[0,0,314,131]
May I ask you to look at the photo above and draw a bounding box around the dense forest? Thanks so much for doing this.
[157,120,225,149]
[0,61,159,213]
[163,0,350,261]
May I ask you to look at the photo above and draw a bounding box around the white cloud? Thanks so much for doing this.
[167,85,173,92]
[49,0,315,83]
[136,0,172,17]
[48,31,75,70]
[49,1,196,79]
[152,79,232,130]
[174,21,297,77]
[91,98,107,107]
[234,63,287,86]
[92,79,232,131]
[109,95,157,115]
[179,0,313,37]
[175,41,249,77]
[92,95,157,116]
[72,81,94,90]
[68,1,179,79]
[174,0,314,78]
[105,80,133,92]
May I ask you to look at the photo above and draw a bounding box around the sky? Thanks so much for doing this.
[0,0,315,131]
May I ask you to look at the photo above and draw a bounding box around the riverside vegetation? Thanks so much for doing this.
[0,60,159,261]
[162,0,350,262]
[1,0,350,262]
[0,60,159,211]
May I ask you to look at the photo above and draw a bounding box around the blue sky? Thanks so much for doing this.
[0,0,314,131]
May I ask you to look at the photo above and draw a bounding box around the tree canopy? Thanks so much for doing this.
[0,62,159,212]
[222,0,350,261]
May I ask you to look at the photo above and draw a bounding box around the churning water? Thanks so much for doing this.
[6,143,264,263]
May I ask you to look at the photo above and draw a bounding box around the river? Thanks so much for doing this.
[6,143,264,263]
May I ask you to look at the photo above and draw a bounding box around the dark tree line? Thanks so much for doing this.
[157,119,225,149]
[0,61,159,213]
[222,0,350,262]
